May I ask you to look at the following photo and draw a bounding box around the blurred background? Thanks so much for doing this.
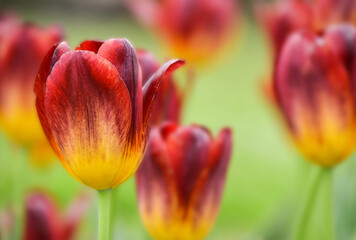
[1,0,356,239]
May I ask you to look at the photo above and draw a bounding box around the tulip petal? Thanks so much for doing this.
[34,42,73,175]
[190,128,232,220]
[324,24,356,85]
[136,49,160,85]
[25,192,61,240]
[75,40,104,53]
[137,50,183,125]
[98,39,142,141]
[142,59,184,126]
[44,51,132,190]
[165,125,213,207]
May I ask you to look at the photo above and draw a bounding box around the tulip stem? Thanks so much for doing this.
[12,147,27,240]
[324,169,334,240]
[98,189,112,240]
[291,166,327,240]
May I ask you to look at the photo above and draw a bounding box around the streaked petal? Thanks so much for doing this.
[34,42,72,174]
[142,59,184,127]
[189,128,232,224]
[98,39,142,142]
[44,50,132,190]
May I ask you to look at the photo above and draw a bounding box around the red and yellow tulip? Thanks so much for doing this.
[136,123,232,240]
[128,0,238,66]
[274,24,356,167]
[137,49,183,125]
[25,191,90,240]
[34,39,184,190]
[0,13,62,148]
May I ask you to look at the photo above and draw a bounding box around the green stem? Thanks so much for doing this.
[98,189,112,240]
[324,169,334,240]
[109,188,119,239]
[291,166,325,240]
[12,147,27,240]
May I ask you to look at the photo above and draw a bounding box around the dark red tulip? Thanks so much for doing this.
[137,49,183,125]
[136,123,232,240]
[35,39,184,190]
[256,0,313,58]
[25,191,90,240]
[274,24,356,166]
[0,13,62,147]
[127,0,238,65]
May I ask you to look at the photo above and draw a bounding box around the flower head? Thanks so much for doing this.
[35,39,184,190]
[0,13,62,146]
[136,123,232,240]
[274,24,356,166]
[256,0,313,58]
[128,0,238,66]
[25,191,90,240]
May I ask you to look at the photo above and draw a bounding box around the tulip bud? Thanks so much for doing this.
[127,0,238,66]
[274,25,356,166]
[35,39,184,190]
[256,0,313,58]
[136,123,232,240]
[0,14,62,147]
[25,191,90,240]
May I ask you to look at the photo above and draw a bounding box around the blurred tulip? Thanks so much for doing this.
[127,0,238,66]
[274,24,356,167]
[34,39,184,190]
[256,0,313,58]
[136,123,232,240]
[25,191,90,240]
[137,49,183,125]
[314,0,356,29]
[0,13,62,147]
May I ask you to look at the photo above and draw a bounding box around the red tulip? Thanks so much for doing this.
[35,39,184,190]
[0,13,62,147]
[274,24,356,166]
[137,49,183,125]
[256,0,313,58]
[25,191,90,240]
[136,123,232,240]
[314,0,356,29]
[127,0,238,65]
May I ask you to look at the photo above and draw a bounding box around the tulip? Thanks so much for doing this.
[127,0,238,66]
[274,25,356,167]
[256,0,313,58]
[25,191,90,240]
[274,25,356,240]
[136,123,232,240]
[137,49,183,125]
[0,13,62,147]
[314,0,356,29]
[35,38,184,239]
